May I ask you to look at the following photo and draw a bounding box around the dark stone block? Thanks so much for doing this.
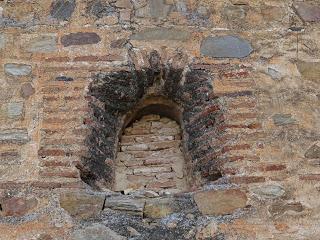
[86,0,117,18]
[50,0,76,21]
[55,76,74,81]
[61,32,101,47]
[201,35,253,58]
[305,144,320,159]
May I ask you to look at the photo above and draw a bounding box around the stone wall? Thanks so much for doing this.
[115,114,187,192]
[0,0,320,239]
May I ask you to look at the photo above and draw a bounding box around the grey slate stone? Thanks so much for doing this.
[0,129,29,144]
[71,223,126,240]
[104,196,145,216]
[26,35,57,53]
[294,2,320,22]
[251,184,286,200]
[7,102,24,119]
[86,0,117,18]
[305,144,320,159]
[4,63,32,76]
[50,0,76,21]
[131,28,190,41]
[272,114,296,126]
[200,35,253,58]
[0,34,5,49]
[149,0,172,19]
[267,67,282,80]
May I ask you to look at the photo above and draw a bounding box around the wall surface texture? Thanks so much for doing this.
[0,0,320,239]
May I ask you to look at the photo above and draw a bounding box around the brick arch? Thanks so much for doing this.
[77,51,225,189]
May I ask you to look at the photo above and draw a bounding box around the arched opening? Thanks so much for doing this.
[114,97,188,193]
[79,62,224,190]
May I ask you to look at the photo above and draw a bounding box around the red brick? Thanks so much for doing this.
[228,156,245,162]
[230,176,265,184]
[260,164,286,172]
[38,149,66,157]
[147,180,176,189]
[228,112,258,121]
[228,100,256,109]
[222,144,251,153]
[39,168,79,178]
[217,90,253,98]
[44,56,71,62]
[43,118,79,124]
[73,55,122,62]
[221,70,250,78]
[299,174,320,181]
[43,96,60,102]
[1,197,38,217]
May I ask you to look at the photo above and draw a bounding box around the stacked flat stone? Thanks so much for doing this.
[115,114,186,192]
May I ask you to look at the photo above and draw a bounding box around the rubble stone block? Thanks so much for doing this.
[201,35,253,58]
[194,189,247,215]
[59,191,105,219]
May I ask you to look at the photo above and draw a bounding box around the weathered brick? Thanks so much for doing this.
[230,176,265,184]
[299,174,320,181]
[0,197,38,217]
[40,167,79,178]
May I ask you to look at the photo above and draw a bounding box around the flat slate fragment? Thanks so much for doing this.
[201,35,253,58]
[131,28,190,41]
[4,63,32,76]
[294,2,320,22]
[272,114,296,126]
[305,144,320,159]
[0,129,29,144]
[0,34,5,49]
[61,32,101,47]
[50,0,76,21]
[26,35,57,53]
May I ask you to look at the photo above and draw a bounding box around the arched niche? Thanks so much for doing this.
[114,96,190,193]
[78,52,225,190]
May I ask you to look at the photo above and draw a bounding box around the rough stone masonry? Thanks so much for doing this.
[0,0,320,239]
